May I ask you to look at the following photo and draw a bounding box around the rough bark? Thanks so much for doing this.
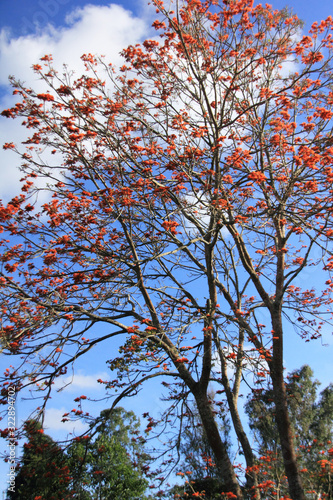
[220,350,260,498]
[270,310,306,500]
[193,386,244,499]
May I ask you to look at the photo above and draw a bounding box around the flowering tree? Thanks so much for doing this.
[1,0,333,498]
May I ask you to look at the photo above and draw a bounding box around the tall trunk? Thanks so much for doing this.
[193,387,244,499]
[270,311,306,500]
[220,356,260,499]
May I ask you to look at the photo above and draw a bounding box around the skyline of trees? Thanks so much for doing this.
[6,366,333,499]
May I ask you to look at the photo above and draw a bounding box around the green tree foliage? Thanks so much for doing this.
[245,365,333,498]
[65,440,92,499]
[6,420,71,500]
[7,408,150,500]
[72,407,150,500]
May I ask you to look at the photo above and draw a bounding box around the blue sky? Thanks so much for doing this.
[0,0,333,494]
[0,0,332,38]
[0,0,144,36]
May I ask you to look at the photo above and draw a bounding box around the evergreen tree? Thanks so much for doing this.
[7,408,150,500]
[84,407,150,499]
[6,420,71,500]
[65,439,92,499]
[245,365,333,498]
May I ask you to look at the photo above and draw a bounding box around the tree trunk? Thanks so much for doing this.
[220,359,260,498]
[193,387,244,499]
[270,311,306,500]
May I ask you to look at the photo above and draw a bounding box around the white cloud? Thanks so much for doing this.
[0,4,148,86]
[54,370,109,392]
[181,192,231,241]
[0,3,150,199]
[44,406,88,433]
[44,370,110,434]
